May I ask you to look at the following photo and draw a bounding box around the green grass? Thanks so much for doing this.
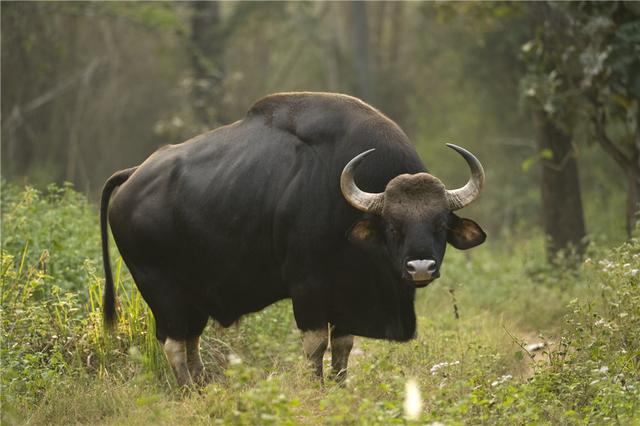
[1,183,639,425]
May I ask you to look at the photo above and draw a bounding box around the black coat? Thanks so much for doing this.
[103,92,426,342]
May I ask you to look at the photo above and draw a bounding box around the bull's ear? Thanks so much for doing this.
[447,213,486,250]
[347,218,383,249]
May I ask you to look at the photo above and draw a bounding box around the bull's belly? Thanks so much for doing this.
[111,224,287,328]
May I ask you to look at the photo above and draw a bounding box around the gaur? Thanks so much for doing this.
[101,92,486,385]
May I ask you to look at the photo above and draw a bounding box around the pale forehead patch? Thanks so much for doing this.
[382,173,448,218]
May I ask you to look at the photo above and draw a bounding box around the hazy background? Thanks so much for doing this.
[3,4,640,422]
[3,1,638,252]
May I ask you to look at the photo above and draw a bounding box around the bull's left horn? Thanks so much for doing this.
[444,143,485,210]
[341,149,384,214]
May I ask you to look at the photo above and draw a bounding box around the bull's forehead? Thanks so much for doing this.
[382,173,448,218]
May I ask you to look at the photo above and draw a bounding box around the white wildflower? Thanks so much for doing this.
[525,342,546,352]
[599,259,614,272]
[491,374,513,387]
[171,116,184,128]
[521,41,534,53]
[227,353,242,366]
[430,360,460,375]
[403,378,423,421]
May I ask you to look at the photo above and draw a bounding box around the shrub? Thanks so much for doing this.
[1,183,100,293]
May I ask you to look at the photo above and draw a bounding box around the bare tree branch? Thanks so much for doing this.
[593,106,632,172]
[2,58,105,132]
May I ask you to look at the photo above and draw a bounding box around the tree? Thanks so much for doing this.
[578,3,640,235]
[531,109,587,258]
[1,2,188,191]
[520,2,589,259]
[521,2,640,237]
[349,1,375,104]
[189,1,228,128]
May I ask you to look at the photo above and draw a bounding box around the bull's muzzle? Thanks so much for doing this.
[406,259,438,285]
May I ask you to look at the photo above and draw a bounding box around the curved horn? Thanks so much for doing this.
[340,149,384,214]
[444,143,485,210]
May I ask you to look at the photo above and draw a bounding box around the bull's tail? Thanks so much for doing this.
[101,167,137,329]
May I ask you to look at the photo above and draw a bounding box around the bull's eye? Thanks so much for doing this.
[389,224,403,239]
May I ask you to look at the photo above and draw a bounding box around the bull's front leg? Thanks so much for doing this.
[330,329,354,384]
[302,327,328,380]
[186,336,205,384]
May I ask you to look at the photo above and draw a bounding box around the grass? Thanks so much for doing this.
[1,183,639,425]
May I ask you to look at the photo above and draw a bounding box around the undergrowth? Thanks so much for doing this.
[1,183,638,425]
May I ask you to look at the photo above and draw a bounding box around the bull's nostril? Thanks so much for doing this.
[406,262,416,273]
[427,262,437,273]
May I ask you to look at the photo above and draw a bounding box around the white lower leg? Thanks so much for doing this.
[164,338,193,387]
[330,334,354,383]
[302,327,329,379]
[186,336,205,383]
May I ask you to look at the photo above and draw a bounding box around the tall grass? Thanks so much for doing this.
[1,183,639,425]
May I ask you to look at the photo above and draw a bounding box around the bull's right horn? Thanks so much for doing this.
[340,149,384,214]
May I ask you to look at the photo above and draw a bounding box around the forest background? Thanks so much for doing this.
[4,1,639,249]
[2,2,640,424]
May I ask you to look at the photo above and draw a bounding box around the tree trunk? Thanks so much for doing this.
[532,110,587,261]
[591,103,639,237]
[628,123,640,235]
[349,1,375,104]
[190,1,226,127]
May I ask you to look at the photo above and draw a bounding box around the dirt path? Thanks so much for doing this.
[510,330,556,379]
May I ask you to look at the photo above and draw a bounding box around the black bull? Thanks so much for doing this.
[101,92,486,385]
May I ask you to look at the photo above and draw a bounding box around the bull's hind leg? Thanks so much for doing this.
[186,336,205,384]
[330,329,354,384]
[164,338,193,387]
[137,276,209,388]
[302,327,328,380]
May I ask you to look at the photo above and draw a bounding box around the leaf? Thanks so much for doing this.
[522,156,536,173]
[611,93,632,110]
[616,21,640,44]
[540,148,554,160]
[514,350,524,361]
[522,149,553,172]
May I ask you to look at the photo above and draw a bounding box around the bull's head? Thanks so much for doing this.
[341,144,486,287]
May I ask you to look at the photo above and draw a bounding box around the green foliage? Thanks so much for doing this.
[3,2,631,243]
[2,184,639,424]
[0,240,168,415]
[520,2,640,146]
[1,182,100,293]
[102,3,186,32]
[452,236,640,424]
